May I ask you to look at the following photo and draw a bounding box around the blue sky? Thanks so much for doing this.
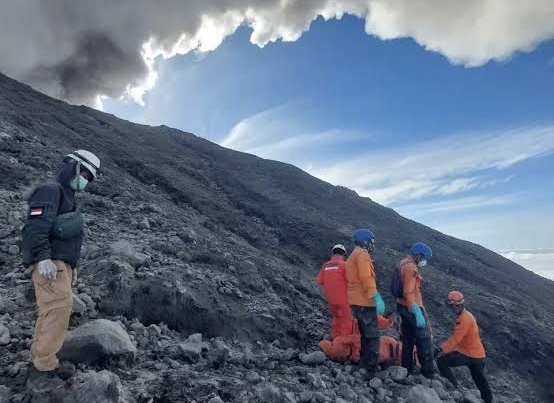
[104,16,554,280]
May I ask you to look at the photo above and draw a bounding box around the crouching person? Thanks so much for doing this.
[435,291,493,403]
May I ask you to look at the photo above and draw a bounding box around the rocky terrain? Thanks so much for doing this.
[1,71,553,403]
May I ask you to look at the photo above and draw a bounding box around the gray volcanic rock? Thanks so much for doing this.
[407,385,442,403]
[63,370,127,403]
[59,319,137,365]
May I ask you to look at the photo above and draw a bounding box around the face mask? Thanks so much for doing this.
[70,175,89,191]
[417,259,427,268]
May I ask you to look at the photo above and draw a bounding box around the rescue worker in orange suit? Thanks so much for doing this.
[435,291,493,403]
[346,229,385,378]
[396,242,435,377]
[319,315,397,365]
[21,150,101,383]
[316,244,352,340]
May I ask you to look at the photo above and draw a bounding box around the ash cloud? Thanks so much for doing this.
[1,0,553,107]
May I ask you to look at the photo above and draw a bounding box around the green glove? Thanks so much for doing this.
[374,292,385,315]
[411,303,426,328]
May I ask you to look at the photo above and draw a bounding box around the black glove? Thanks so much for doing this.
[434,347,443,358]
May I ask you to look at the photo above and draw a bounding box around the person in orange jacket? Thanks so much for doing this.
[435,291,493,403]
[319,315,395,365]
[395,242,435,377]
[346,229,385,378]
[316,244,353,339]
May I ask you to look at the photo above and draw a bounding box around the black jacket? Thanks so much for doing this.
[22,160,83,268]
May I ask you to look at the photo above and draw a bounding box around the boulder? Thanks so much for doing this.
[109,241,150,268]
[407,385,442,403]
[59,319,137,365]
[299,351,326,366]
[0,324,11,346]
[177,333,208,363]
[63,370,127,403]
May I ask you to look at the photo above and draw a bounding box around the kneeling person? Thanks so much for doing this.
[435,291,493,403]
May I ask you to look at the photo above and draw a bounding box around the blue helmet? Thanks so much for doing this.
[411,242,432,258]
[353,229,375,251]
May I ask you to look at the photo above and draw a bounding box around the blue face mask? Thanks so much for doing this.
[70,175,89,191]
[417,259,427,268]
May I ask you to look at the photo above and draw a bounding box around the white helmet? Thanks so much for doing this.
[66,150,100,180]
[332,244,347,255]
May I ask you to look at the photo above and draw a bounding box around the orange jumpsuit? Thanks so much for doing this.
[316,254,353,339]
[319,316,397,365]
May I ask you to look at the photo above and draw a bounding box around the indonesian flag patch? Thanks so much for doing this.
[30,207,45,217]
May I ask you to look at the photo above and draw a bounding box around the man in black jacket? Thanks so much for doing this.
[22,150,100,375]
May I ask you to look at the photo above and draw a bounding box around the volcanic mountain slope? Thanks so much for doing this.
[0,71,553,402]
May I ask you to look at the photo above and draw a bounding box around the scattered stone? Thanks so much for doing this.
[147,324,162,337]
[63,370,128,403]
[298,391,313,403]
[130,322,146,335]
[245,370,261,384]
[0,296,17,314]
[463,391,483,403]
[78,293,96,310]
[0,324,11,345]
[8,245,19,255]
[257,384,283,403]
[299,351,326,366]
[72,294,88,314]
[109,241,150,268]
[387,366,408,381]
[369,377,383,389]
[0,385,10,403]
[59,319,137,365]
[138,218,151,230]
[208,397,224,403]
[407,385,442,403]
[206,347,229,369]
[281,348,298,361]
[8,362,27,377]
[177,333,209,363]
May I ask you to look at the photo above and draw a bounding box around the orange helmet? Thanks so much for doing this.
[447,291,464,306]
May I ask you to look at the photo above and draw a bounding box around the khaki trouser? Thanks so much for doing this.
[30,260,73,371]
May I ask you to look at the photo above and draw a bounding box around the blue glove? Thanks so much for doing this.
[411,303,426,328]
[373,292,385,315]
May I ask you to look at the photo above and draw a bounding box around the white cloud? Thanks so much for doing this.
[394,194,519,216]
[220,104,364,162]
[501,250,554,281]
[1,0,554,106]
[311,125,554,204]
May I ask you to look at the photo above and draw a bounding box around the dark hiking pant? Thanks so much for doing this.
[437,352,492,403]
[397,303,435,377]
[351,305,380,375]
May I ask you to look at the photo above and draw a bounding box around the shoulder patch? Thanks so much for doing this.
[30,207,45,217]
